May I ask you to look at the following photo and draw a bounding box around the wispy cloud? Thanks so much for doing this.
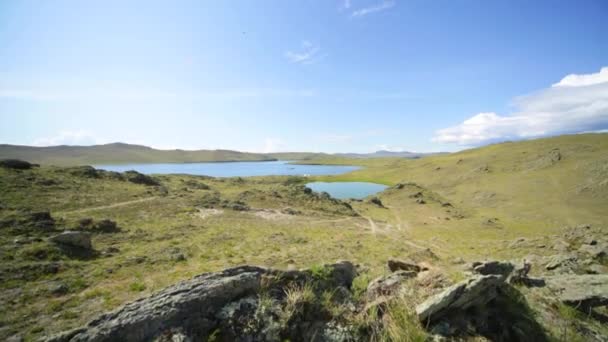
[284,40,325,65]
[433,66,608,145]
[341,0,352,10]
[351,1,395,18]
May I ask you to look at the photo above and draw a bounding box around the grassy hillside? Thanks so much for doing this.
[0,143,277,166]
[310,133,608,229]
[0,133,607,340]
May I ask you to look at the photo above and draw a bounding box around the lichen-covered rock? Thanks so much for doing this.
[124,170,160,186]
[46,266,265,342]
[387,259,421,273]
[366,270,417,300]
[545,274,608,311]
[416,275,504,323]
[46,262,358,342]
[472,260,515,278]
[49,231,92,250]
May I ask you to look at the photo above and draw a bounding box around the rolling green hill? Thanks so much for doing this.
[0,143,277,166]
[1,133,607,340]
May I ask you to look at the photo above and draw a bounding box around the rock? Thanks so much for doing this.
[508,260,530,283]
[93,219,120,233]
[545,254,577,271]
[47,262,357,342]
[579,243,607,259]
[368,197,384,207]
[552,239,570,252]
[50,231,92,249]
[472,260,514,278]
[47,266,266,342]
[0,159,36,170]
[416,275,504,323]
[545,274,608,311]
[387,259,421,273]
[416,198,426,204]
[78,218,94,228]
[583,238,598,246]
[49,282,69,296]
[124,170,160,186]
[366,270,417,300]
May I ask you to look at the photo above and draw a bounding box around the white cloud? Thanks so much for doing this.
[285,41,324,65]
[351,1,395,17]
[434,66,608,145]
[342,0,352,9]
[552,66,608,87]
[32,130,103,146]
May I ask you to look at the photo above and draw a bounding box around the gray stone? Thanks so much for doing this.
[473,260,514,278]
[46,266,266,342]
[46,262,358,342]
[387,259,421,273]
[545,254,577,271]
[50,231,92,249]
[579,243,607,259]
[545,274,608,310]
[416,275,504,323]
[366,270,417,300]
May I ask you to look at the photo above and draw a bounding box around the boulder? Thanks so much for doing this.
[50,231,92,249]
[124,171,160,186]
[46,262,357,342]
[472,260,514,278]
[416,275,504,323]
[545,254,577,271]
[93,219,120,233]
[47,266,265,342]
[579,243,607,259]
[366,270,417,300]
[387,259,421,273]
[545,274,608,311]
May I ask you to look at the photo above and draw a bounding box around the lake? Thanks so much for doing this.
[95,160,360,178]
[306,181,388,199]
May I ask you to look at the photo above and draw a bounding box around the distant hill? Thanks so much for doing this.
[334,150,447,159]
[0,143,445,167]
[0,143,277,166]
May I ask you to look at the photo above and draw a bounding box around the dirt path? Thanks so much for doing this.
[59,197,159,215]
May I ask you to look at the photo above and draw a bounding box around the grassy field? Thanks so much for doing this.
[0,133,607,340]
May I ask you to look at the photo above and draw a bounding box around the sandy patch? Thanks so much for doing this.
[196,208,223,219]
[252,210,294,221]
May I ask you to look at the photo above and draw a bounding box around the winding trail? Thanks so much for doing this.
[59,196,159,215]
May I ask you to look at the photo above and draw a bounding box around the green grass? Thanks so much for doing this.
[0,133,607,340]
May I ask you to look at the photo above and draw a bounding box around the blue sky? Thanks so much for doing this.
[1,0,607,153]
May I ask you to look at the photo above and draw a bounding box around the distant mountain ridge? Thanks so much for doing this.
[0,143,444,166]
[334,150,447,159]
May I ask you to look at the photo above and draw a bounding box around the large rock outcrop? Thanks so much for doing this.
[47,262,357,342]
[415,274,504,323]
[545,274,608,310]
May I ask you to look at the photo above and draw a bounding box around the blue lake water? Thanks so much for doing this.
[306,181,388,199]
[95,161,360,178]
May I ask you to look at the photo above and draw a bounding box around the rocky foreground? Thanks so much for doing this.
[46,255,607,342]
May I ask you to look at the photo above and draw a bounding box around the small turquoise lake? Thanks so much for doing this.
[306,181,388,199]
[95,160,360,178]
